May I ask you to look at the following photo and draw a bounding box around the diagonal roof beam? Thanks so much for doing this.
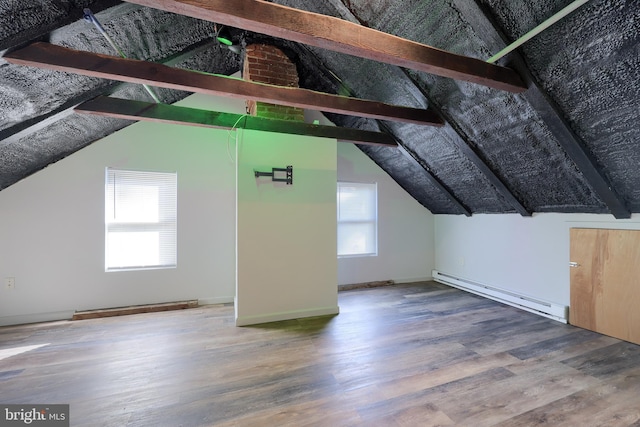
[521,67,629,218]
[4,42,444,127]
[397,68,531,216]
[75,96,398,146]
[390,130,472,217]
[440,115,531,216]
[460,0,630,219]
[122,0,527,93]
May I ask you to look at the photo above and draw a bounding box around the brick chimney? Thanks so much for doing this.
[243,44,305,122]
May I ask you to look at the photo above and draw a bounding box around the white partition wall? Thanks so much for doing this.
[235,130,338,326]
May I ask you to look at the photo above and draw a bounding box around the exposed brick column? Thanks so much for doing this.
[243,44,305,122]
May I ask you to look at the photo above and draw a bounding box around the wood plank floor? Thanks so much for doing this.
[1,281,640,426]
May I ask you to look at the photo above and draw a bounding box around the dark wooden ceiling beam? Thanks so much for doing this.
[4,42,443,127]
[75,96,398,146]
[122,0,527,93]
[461,0,631,219]
[1,39,216,146]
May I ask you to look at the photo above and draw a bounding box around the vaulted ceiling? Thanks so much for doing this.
[1,0,638,216]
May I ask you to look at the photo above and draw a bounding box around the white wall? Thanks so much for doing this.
[236,129,338,325]
[435,213,640,306]
[0,93,437,326]
[336,142,435,285]
[0,94,242,325]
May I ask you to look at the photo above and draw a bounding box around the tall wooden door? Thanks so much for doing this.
[570,228,640,345]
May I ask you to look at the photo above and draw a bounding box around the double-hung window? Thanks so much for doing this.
[105,168,177,271]
[337,182,378,257]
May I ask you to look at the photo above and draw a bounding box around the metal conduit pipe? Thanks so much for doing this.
[83,8,161,103]
[486,0,591,63]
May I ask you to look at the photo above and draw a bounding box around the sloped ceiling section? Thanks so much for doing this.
[0,1,241,190]
[480,0,640,212]
[1,0,639,216]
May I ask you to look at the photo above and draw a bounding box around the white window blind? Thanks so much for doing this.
[337,182,377,257]
[105,168,177,271]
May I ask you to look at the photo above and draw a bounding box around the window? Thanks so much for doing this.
[337,182,377,257]
[105,168,177,271]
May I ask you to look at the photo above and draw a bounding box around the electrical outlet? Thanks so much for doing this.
[5,277,15,290]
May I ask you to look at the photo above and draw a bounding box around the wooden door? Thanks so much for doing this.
[570,228,640,345]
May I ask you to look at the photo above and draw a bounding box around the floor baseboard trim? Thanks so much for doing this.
[338,280,394,291]
[72,300,199,321]
[338,277,433,291]
[198,296,234,306]
[0,311,75,327]
[235,306,340,326]
[394,276,433,284]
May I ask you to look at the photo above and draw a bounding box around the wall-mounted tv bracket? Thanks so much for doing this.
[254,165,293,185]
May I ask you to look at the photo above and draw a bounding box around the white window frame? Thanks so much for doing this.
[337,181,378,258]
[105,168,177,271]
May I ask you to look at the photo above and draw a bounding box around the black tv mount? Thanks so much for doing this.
[254,165,293,185]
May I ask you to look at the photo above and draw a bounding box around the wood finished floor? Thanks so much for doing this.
[1,282,640,426]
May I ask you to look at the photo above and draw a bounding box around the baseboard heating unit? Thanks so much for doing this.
[432,270,568,323]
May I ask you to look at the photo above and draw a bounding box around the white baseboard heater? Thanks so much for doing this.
[432,270,568,323]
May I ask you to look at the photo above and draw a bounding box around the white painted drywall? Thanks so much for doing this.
[0,92,437,326]
[304,109,435,286]
[336,143,435,285]
[434,213,640,306]
[235,129,338,325]
[0,94,243,325]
